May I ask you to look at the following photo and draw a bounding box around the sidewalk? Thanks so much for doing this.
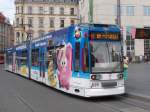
[125,63,150,101]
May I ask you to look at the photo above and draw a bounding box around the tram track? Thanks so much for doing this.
[90,95,150,112]
[6,71,150,112]
[118,95,150,111]
[5,69,150,112]
[2,65,150,112]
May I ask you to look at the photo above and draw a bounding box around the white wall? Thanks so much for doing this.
[79,0,150,57]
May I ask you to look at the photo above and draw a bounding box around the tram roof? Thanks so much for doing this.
[7,24,121,50]
[31,27,69,44]
[78,23,120,32]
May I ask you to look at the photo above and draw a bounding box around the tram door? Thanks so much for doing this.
[39,47,46,84]
[46,47,56,86]
[74,42,81,74]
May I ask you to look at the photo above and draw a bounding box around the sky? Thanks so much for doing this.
[0,0,15,24]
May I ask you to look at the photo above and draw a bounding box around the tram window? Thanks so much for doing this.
[32,49,39,67]
[9,54,13,65]
[20,50,27,66]
[16,51,20,69]
[82,42,89,72]
[7,54,12,65]
[6,53,9,65]
[52,50,57,69]
[46,48,57,70]
[75,42,80,72]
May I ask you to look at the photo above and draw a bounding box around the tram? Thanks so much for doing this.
[5,24,125,97]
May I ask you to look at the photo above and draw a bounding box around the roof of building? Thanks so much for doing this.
[15,0,79,5]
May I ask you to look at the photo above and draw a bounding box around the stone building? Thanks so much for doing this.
[14,0,79,44]
[0,12,14,54]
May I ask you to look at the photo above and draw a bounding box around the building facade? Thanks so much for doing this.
[79,0,150,62]
[0,12,14,54]
[14,0,79,45]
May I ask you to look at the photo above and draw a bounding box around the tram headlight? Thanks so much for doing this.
[91,75,102,80]
[117,74,123,80]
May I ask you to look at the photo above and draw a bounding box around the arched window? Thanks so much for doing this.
[27,30,34,39]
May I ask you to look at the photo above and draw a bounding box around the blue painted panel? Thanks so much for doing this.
[72,72,90,79]
[32,66,40,70]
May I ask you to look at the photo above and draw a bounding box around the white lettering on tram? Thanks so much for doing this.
[35,42,47,47]
[16,45,27,50]
[7,48,13,52]
[33,35,52,43]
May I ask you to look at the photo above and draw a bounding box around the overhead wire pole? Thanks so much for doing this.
[21,0,32,79]
[21,0,25,43]
[89,0,93,23]
[117,0,125,58]
[117,0,121,27]
[27,24,32,80]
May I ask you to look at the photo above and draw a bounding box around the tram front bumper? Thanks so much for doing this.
[84,86,125,97]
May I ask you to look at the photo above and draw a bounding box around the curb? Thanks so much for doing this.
[125,92,150,103]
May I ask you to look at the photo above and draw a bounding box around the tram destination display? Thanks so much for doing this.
[90,32,120,41]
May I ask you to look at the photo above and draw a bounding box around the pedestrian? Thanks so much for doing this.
[123,56,128,80]
[144,55,148,63]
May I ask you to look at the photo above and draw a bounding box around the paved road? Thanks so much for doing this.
[0,64,150,112]
[127,63,150,97]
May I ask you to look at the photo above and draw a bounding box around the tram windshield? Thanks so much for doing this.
[90,41,122,73]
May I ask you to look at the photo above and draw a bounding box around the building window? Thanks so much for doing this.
[18,6,21,13]
[16,32,20,43]
[114,6,117,16]
[28,6,32,14]
[28,17,33,27]
[21,18,24,26]
[60,7,64,15]
[16,18,19,27]
[70,19,75,25]
[120,6,126,16]
[126,29,135,58]
[70,8,74,15]
[16,6,19,14]
[39,7,44,14]
[38,30,45,37]
[144,39,150,61]
[126,6,135,16]
[114,5,125,16]
[21,6,24,14]
[49,18,54,28]
[39,17,44,28]
[22,33,24,42]
[143,6,150,16]
[49,7,54,14]
[60,19,64,27]
[27,30,33,39]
